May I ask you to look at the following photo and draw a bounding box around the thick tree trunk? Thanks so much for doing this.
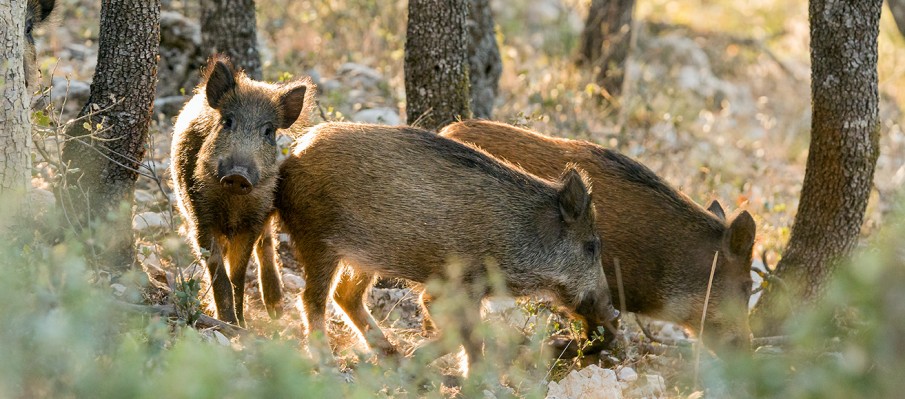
[889,0,905,38]
[404,0,471,131]
[578,0,635,100]
[0,0,32,197]
[752,0,881,336]
[200,0,262,80]
[59,0,160,272]
[467,0,501,119]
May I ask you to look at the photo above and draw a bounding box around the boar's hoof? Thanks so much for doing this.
[220,174,253,195]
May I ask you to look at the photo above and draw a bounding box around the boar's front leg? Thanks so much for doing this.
[255,217,283,319]
[204,234,238,324]
[225,231,258,328]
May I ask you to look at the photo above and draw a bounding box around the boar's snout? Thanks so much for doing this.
[575,290,620,338]
[217,158,260,195]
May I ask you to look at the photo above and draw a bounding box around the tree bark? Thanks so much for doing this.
[578,0,635,100]
[59,0,160,273]
[752,0,881,336]
[200,0,262,80]
[889,0,905,38]
[404,0,471,131]
[467,0,501,119]
[0,0,32,197]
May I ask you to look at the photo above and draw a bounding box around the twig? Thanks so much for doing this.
[613,258,628,346]
[113,300,249,338]
[315,99,330,122]
[752,335,789,347]
[694,251,719,388]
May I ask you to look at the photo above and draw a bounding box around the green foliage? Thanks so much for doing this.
[0,197,564,398]
[173,273,201,325]
[700,202,905,398]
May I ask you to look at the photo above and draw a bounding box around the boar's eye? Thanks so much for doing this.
[25,20,34,42]
[584,239,600,257]
[261,123,276,145]
[221,116,234,130]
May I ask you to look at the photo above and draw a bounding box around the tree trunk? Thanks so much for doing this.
[0,0,32,197]
[752,0,881,336]
[889,0,905,38]
[200,0,262,80]
[59,0,160,273]
[404,0,471,131]
[578,0,635,101]
[467,0,501,119]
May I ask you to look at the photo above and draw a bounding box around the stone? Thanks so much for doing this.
[352,107,401,125]
[132,212,168,231]
[282,272,306,291]
[546,365,623,399]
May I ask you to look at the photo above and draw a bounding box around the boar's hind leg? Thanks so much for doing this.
[225,232,257,328]
[204,235,238,324]
[297,243,341,354]
[333,269,397,355]
[255,219,283,320]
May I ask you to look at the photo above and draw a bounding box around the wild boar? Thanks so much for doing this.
[24,0,55,88]
[441,120,756,351]
[170,55,313,326]
[274,123,618,364]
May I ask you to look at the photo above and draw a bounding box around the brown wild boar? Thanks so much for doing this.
[170,55,313,326]
[274,123,618,364]
[441,120,756,351]
[24,0,56,88]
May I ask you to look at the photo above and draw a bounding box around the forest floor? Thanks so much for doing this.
[27,0,905,397]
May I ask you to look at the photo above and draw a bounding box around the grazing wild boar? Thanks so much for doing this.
[275,123,618,364]
[170,55,313,326]
[441,120,756,351]
[24,0,56,88]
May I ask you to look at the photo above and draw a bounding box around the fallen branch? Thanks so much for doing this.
[113,301,249,338]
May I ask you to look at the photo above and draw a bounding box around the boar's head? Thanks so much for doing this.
[199,55,310,196]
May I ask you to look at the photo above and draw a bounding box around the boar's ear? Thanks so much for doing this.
[276,84,308,129]
[37,0,56,21]
[204,57,236,109]
[725,210,756,258]
[707,199,726,221]
[558,166,592,225]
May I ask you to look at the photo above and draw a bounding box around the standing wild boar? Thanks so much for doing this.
[170,55,313,326]
[275,123,618,364]
[441,120,756,351]
[24,0,56,88]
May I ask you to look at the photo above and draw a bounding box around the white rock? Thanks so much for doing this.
[212,330,231,346]
[111,283,127,297]
[26,188,56,214]
[749,259,765,309]
[134,189,157,204]
[282,273,306,291]
[546,365,623,399]
[626,374,666,398]
[351,108,401,125]
[132,211,168,231]
[617,367,638,382]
